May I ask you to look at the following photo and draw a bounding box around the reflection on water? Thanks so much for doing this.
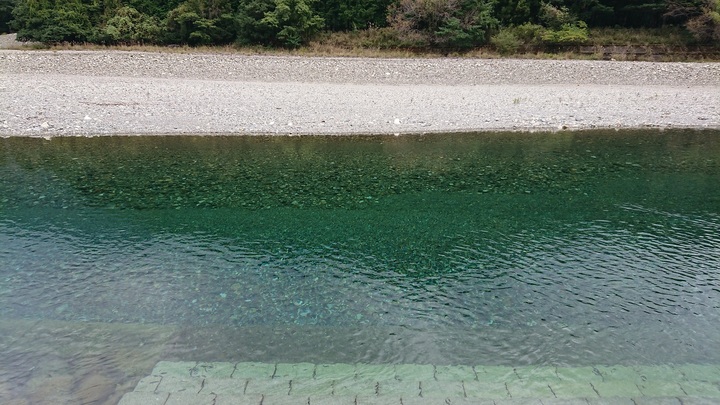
[1,130,719,403]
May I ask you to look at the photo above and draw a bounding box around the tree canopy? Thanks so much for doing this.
[3,0,719,47]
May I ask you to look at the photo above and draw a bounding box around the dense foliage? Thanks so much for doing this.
[3,0,719,48]
[0,0,15,33]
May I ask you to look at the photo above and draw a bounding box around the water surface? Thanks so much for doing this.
[1,130,719,402]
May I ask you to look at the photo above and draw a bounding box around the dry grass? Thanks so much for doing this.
[587,26,693,47]
[6,26,717,61]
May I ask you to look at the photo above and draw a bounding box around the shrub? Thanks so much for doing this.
[513,22,544,44]
[541,21,589,45]
[99,6,161,44]
[533,2,588,47]
[684,0,720,42]
[358,26,405,48]
[538,2,575,30]
[388,0,497,49]
[490,27,521,54]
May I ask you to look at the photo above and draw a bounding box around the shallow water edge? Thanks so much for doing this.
[3,126,720,139]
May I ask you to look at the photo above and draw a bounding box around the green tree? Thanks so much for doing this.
[12,0,96,43]
[493,0,540,25]
[127,0,184,18]
[601,0,666,27]
[165,0,236,45]
[0,0,15,33]
[236,0,276,44]
[317,0,391,31]
[259,0,324,47]
[566,0,613,27]
[665,0,706,21]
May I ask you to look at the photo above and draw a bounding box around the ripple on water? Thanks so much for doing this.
[1,131,720,371]
[2,203,719,366]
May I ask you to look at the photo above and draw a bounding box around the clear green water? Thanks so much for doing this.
[1,130,719,369]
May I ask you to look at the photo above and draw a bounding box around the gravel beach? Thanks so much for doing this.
[1,47,719,136]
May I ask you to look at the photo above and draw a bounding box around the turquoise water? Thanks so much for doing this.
[1,130,719,370]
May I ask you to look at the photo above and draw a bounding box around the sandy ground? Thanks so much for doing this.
[0,45,719,136]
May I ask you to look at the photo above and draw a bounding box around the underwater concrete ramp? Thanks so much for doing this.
[118,361,720,404]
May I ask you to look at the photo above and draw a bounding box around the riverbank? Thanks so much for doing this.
[1,49,718,136]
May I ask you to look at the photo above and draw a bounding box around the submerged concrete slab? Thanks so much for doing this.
[556,366,603,384]
[462,381,510,399]
[234,362,276,379]
[289,379,334,396]
[435,365,477,382]
[419,380,465,397]
[245,378,291,395]
[677,365,720,383]
[680,381,720,397]
[332,378,377,396]
[120,361,720,405]
[314,363,356,381]
[155,375,204,394]
[590,380,643,397]
[506,379,555,398]
[202,378,248,395]
[475,366,518,383]
[549,379,598,398]
[275,363,316,380]
[213,394,264,405]
[193,362,237,378]
[133,376,162,393]
[377,379,419,397]
[394,364,435,382]
[118,392,169,405]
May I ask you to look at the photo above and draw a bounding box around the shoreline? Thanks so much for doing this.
[3,126,719,140]
[1,50,719,137]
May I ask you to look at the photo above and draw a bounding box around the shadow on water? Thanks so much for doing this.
[0,129,719,403]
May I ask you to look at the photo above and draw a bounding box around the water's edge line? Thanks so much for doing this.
[2,125,720,139]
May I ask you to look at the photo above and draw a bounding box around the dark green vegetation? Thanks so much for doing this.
[2,0,719,52]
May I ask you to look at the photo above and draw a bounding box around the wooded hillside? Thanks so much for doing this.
[2,0,718,50]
